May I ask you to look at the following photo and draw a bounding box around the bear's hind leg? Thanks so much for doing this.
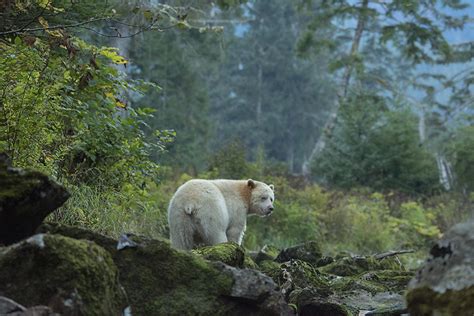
[169,214,195,250]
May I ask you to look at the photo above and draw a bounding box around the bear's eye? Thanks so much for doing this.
[261,196,267,201]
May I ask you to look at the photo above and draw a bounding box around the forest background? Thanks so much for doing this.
[1,0,473,267]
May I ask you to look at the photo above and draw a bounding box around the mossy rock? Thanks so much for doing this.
[278,259,330,291]
[258,260,282,282]
[0,159,69,245]
[276,241,323,267]
[319,255,404,277]
[38,223,291,315]
[0,234,126,315]
[192,242,245,268]
[255,244,281,264]
[329,276,388,295]
[358,270,414,293]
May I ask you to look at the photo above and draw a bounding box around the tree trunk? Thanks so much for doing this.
[256,61,262,125]
[302,0,369,176]
[418,106,426,143]
[436,154,454,190]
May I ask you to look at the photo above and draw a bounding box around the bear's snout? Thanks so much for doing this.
[265,206,274,216]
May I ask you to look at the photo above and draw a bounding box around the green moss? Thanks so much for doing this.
[243,254,259,269]
[115,238,235,315]
[192,242,245,268]
[359,270,414,293]
[319,255,405,276]
[258,260,282,282]
[0,169,45,203]
[330,276,387,295]
[0,234,125,315]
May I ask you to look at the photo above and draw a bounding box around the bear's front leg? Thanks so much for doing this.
[226,225,245,245]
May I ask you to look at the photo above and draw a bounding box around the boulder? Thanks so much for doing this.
[406,221,474,316]
[38,223,293,315]
[0,234,127,315]
[0,154,69,245]
[215,262,294,315]
[276,241,324,267]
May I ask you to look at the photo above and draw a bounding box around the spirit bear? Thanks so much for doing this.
[168,179,275,250]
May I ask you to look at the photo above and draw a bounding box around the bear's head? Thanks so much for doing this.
[247,179,275,217]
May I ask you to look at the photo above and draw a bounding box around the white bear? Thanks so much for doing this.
[168,179,275,250]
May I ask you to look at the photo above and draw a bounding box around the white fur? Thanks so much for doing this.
[168,179,274,250]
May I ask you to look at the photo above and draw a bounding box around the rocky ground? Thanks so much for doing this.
[1,154,473,316]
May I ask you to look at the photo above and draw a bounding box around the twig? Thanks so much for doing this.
[374,249,415,260]
[0,17,111,36]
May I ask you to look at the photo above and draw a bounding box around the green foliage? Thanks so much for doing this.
[328,193,396,252]
[312,95,439,194]
[52,181,169,238]
[0,34,165,189]
[0,1,175,236]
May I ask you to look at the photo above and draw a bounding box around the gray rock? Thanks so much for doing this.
[215,262,294,315]
[406,221,474,315]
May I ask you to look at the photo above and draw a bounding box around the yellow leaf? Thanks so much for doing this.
[105,92,115,100]
[38,0,50,8]
[116,100,127,108]
[143,10,153,22]
[100,48,128,65]
[38,17,49,29]
[48,29,63,38]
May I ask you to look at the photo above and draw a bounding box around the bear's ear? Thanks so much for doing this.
[269,184,274,191]
[247,179,256,189]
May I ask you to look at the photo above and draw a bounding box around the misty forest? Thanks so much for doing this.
[1,0,474,315]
